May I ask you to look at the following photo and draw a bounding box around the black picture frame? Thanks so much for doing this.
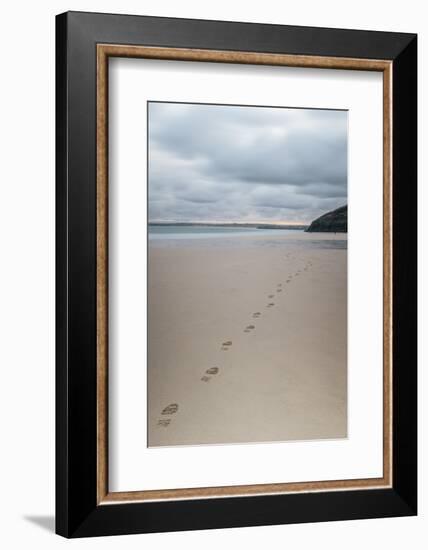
[56,11,417,538]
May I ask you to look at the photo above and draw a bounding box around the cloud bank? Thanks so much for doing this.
[148,102,347,224]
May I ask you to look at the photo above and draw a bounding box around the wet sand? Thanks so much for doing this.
[148,232,347,447]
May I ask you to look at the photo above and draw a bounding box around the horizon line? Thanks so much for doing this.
[148,220,309,226]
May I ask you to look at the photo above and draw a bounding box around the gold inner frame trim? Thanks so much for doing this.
[96,44,393,505]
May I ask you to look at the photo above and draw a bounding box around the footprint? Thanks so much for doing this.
[244,324,255,333]
[252,312,261,318]
[201,367,219,382]
[157,418,171,427]
[161,403,179,415]
[277,283,282,287]
[267,303,275,308]
[221,340,232,351]
[268,294,274,299]
[277,289,282,293]
[206,367,219,375]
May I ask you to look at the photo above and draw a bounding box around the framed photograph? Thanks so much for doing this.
[56,11,417,537]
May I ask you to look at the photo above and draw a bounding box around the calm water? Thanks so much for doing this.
[148,225,347,250]
[149,224,300,239]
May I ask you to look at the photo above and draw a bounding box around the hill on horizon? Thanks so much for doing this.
[306,205,347,233]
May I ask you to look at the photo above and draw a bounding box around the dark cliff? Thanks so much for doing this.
[306,205,347,233]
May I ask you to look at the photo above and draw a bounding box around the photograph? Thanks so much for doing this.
[147,101,348,447]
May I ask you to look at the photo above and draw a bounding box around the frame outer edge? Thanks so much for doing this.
[391,35,418,513]
[55,11,70,538]
[65,11,416,60]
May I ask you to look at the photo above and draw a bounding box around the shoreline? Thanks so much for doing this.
[148,230,348,246]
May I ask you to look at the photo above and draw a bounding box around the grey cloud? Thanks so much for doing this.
[148,102,347,223]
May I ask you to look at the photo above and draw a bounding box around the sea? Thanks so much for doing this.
[149,224,298,239]
[148,225,347,250]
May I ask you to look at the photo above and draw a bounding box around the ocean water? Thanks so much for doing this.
[148,224,299,240]
[148,224,347,250]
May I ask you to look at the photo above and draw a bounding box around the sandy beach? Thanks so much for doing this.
[148,232,347,447]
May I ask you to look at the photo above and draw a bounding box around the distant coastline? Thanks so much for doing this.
[149,222,308,231]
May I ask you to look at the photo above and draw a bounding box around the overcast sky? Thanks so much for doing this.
[148,102,347,224]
